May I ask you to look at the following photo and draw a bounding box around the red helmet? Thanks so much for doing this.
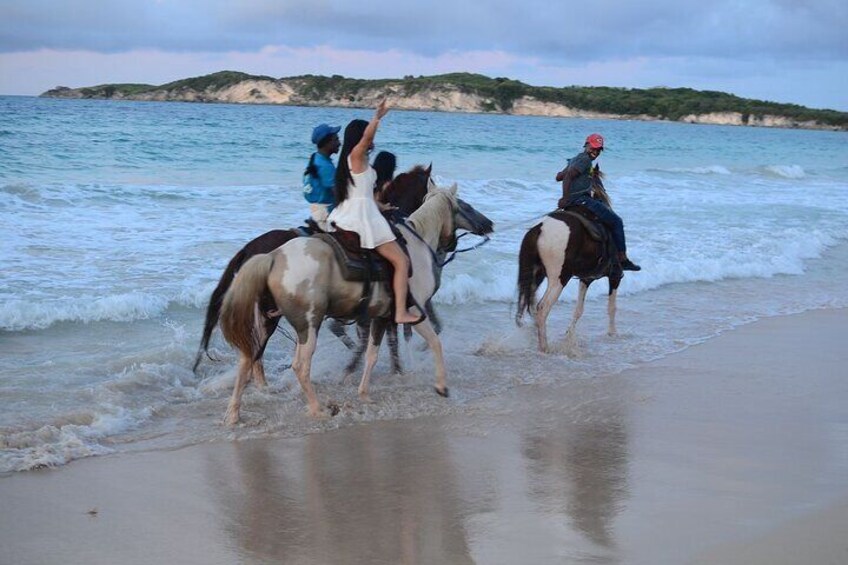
[585,133,604,150]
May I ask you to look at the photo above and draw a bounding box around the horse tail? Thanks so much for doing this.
[220,253,276,360]
[516,222,545,326]
[193,245,253,373]
[193,230,298,373]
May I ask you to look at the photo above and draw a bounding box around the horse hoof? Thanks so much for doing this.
[326,401,341,417]
[223,412,240,427]
[435,386,450,398]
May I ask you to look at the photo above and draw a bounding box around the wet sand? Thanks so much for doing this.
[2,308,847,564]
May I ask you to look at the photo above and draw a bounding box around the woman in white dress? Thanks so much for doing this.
[327,100,424,326]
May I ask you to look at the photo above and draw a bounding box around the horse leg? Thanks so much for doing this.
[252,359,268,389]
[426,300,442,334]
[358,319,390,401]
[410,319,448,397]
[564,281,589,354]
[250,315,278,389]
[534,278,566,353]
[329,318,356,350]
[224,355,253,426]
[292,326,324,418]
[342,321,370,383]
[387,323,403,374]
[607,286,618,336]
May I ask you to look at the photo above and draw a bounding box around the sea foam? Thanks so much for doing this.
[0,292,170,331]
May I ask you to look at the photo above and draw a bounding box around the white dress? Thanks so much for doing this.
[327,161,396,249]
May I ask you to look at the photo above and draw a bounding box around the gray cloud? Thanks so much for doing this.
[2,0,846,64]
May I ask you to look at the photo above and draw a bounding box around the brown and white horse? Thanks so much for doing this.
[515,170,623,353]
[193,165,436,377]
[219,184,493,424]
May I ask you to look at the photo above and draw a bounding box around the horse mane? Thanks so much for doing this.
[382,164,431,216]
[591,165,612,207]
[407,186,456,242]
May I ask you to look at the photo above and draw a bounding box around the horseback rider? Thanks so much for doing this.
[372,150,397,201]
[556,133,641,271]
[327,100,426,326]
[303,123,341,230]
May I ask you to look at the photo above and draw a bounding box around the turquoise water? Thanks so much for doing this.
[2,95,847,472]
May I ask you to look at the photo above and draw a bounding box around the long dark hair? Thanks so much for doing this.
[334,119,369,204]
[372,151,397,192]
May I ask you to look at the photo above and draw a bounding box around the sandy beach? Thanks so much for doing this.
[2,308,847,564]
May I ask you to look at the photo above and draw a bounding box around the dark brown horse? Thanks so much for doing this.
[516,169,623,353]
[193,164,435,378]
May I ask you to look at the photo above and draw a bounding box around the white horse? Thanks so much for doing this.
[219,185,493,424]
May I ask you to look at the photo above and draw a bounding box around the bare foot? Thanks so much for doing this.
[395,310,425,325]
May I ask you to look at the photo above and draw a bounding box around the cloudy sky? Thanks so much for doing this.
[2,0,847,110]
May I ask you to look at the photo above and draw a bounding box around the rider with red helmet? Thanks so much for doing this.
[556,133,641,271]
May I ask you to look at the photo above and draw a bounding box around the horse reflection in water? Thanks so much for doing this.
[205,424,475,563]
[219,184,493,424]
[520,384,630,552]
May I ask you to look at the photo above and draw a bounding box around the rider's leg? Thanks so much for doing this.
[581,199,641,271]
[375,240,425,325]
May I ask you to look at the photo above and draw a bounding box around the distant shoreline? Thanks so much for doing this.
[39,71,848,132]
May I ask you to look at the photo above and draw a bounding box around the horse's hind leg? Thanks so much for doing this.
[292,325,324,418]
[411,319,448,397]
[225,355,253,426]
[358,319,390,400]
[535,278,566,353]
[251,315,280,389]
[252,359,268,389]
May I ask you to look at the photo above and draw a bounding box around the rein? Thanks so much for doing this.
[439,233,490,267]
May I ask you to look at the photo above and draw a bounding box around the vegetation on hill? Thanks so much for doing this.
[41,71,848,129]
[157,70,276,92]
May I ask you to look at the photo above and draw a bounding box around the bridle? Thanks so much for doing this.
[437,197,491,267]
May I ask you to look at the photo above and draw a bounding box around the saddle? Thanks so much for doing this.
[312,228,392,283]
[313,222,419,325]
[551,206,606,241]
[294,218,324,237]
[550,206,620,275]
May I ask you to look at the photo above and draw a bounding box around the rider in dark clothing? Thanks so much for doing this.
[556,133,641,271]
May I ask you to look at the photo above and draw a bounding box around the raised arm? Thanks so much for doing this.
[349,99,390,174]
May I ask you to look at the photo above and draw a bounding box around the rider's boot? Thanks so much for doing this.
[618,252,641,271]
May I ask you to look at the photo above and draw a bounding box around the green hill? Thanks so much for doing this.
[41,71,848,131]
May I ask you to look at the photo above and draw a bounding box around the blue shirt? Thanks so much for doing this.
[303,153,336,209]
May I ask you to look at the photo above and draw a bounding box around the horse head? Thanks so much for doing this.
[413,183,494,255]
[590,164,612,206]
[382,164,433,215]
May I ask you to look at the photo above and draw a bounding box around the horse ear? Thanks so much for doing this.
[450,182,458,195]
[426,162,432,176]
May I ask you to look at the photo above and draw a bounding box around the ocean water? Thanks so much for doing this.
[2,95,847,473]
